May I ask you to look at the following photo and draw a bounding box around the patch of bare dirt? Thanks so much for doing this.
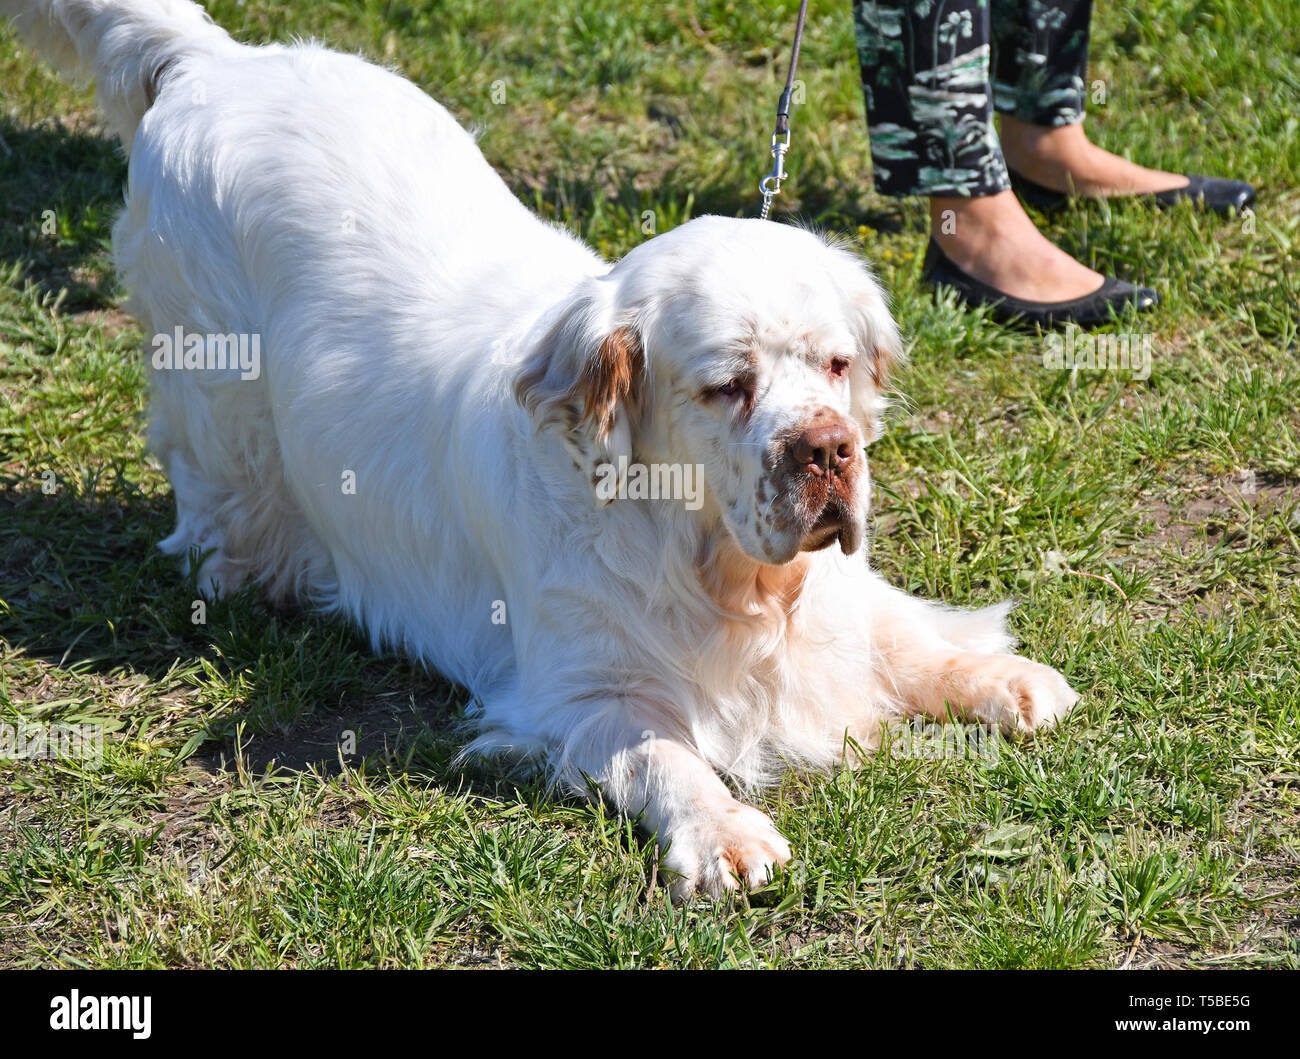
[1141,471,1300,550]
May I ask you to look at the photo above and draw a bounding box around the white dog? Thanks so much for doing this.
[5,0,1079,898]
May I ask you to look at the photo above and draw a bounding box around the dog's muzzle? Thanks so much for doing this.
[781,409,864,555]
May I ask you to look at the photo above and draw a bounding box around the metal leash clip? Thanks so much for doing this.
[760,130,791,221]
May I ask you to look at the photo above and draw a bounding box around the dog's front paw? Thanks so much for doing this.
[661,802,791,902]
[974,655,1080,733]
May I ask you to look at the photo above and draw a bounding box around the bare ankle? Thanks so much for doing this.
[929,192,1027,249]
[997,115,1188,195]
[926,191,1103,302]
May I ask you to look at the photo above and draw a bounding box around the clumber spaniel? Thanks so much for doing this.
[5,0,1079,898]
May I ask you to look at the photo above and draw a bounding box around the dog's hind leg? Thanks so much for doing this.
[149,393,335,605]
[154,436,248,599]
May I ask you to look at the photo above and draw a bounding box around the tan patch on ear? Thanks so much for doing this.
[870,343,896,389]
[849,289,900,390]
[576,326,642,439]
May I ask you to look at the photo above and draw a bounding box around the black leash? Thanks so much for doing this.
[759,0,809,219]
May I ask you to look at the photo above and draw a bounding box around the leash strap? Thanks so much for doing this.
[759,0,809,220]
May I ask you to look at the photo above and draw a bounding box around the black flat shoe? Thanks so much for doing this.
[921,239,1158,328]
[1010,169,1256,216]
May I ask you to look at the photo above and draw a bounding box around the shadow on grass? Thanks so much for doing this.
[0,115,126,308]
[0,476,555,799]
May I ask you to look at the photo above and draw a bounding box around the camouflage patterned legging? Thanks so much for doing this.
[854,0,1093,197]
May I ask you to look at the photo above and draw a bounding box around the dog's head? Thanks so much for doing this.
[516,216,902,566]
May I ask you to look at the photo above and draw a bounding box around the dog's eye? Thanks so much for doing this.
[706,378,749,401]
[829,356,850,379]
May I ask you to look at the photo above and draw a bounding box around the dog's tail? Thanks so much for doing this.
[0,0,231,143]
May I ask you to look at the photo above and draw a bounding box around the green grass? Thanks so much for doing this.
[1,0,1297,968]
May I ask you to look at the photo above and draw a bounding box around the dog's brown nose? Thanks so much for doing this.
[791,418,856,476]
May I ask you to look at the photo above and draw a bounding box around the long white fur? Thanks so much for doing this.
[3,0,1079,899]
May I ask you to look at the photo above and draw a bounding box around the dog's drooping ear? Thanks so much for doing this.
[515,280,644,505]
[843,273,904,442]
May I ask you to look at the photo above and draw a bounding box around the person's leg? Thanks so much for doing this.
[854,0,1103,302]
[992,0,1187,195]
[853,0,1009,199]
